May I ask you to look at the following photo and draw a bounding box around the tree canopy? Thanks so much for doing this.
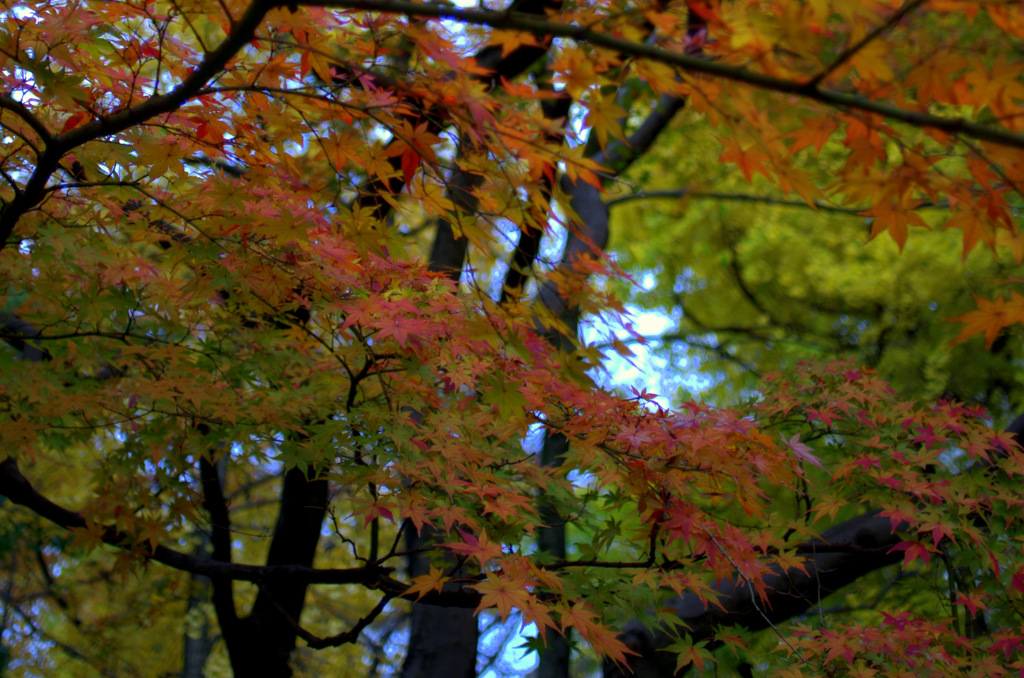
[607,108,1024,407]
[3,1,1024,677]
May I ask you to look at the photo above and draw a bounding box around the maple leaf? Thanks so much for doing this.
[443,529,504,566]
[844,40,894,85]
[905,53,968,106]
[773,550,810,576]
[865,199,928,251]
[550,48,598,98]
[1012,570,1024,595]
[888,540,933,566]
[417,181,455,218]
[434,503,473,532]
[810,495,846,522]
[401,148,421,184]
[667,636,712,673]
[953,590,989,617]
[479,372,530,424]
[400,496,433,531]
[781,433,824,469]
[917,519,956,549]
[300,37,339,85]
[948,294,1024,347]
[805,406,841,427]
[69,519,109,551]
[718,137,771,182]
[685,0,721,24]
[361,501,395,527]
[487,30,541,58]
[945,206,998,256]
[560,145,606,190]
[558,601,638,666]
[963,56,1024,117]
[471,572,534,622]
[787,115,838,153]
[518,595,559,639]
[405,565,449,601]
[374,313,419,348]
[134,518,166,553]
[583,94,628,149]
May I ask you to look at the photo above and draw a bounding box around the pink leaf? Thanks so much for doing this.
[781,433,823,468]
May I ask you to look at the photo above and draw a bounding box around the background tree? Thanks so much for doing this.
[607,111,1024,409]
[2,1,1024,678]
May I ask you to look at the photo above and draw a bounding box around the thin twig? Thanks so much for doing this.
[808,0,928,88]
[709,534,822,670]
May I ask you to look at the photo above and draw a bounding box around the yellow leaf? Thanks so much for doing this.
[583,94,628,149]
[69,519,108,551]
[486,30,541,58]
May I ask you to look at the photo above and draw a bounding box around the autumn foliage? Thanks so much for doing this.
[3,0,1024,676]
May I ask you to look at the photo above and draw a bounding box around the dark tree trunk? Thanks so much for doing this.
[400,135,485,678]
[536,435,571,678]
[212,466,329,678]
[400,525,479,678]
[182,535,215,678]
[401,604,479,678]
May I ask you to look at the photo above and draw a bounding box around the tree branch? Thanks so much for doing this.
[0,313,51,363]
[198,456,239,631]
[0,95,53,145]
[244,464,330,670]
[607,510,905,678]
[281,591,394,649]
[0,0,273,246]
[0,457,389,586]
[595,94,688,177]
[344,0,561,223]
[300,0,1024,152]
[501,84,572,302]
[807,0,927,88]
[607,414,1024,677]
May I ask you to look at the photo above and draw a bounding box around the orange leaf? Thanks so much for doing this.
[471,573,533,621]
[406,565,449,601]
[947,294,1024,347]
